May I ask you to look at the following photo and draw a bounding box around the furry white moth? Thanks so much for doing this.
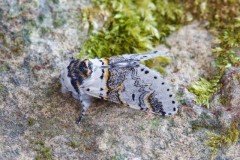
[60,50,178,123]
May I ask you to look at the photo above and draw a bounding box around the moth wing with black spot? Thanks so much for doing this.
[79,58,110,100]
[134,64,178,115]
[80,50,177,116]
[108,62,178,115]
[109,50,168,68]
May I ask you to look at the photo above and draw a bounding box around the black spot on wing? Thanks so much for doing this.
[100,69,104,79]
[132,94,135,101]
[99,59,104,65]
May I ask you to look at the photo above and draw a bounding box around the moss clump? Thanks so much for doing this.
[34,141,53,160]
[189,77,221,108]
[112,153,126,160]
[77,0,184,59]
[207,122,240,159]
[0,83,5,93]
[27,118,36,126]
[68,141,78,149]
[53,13,66,28]
[213,28,240,70]
[182,0,240,28]
[149,117,161,128]
[191,113,219,131]
[0,63,9,72]
[143,56,172,74]
[186,0,240,108]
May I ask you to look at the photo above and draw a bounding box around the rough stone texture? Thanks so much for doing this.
[0,1,239,160]
[211,67,240,128]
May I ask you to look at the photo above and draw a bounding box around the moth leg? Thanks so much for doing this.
[76,94,91,124]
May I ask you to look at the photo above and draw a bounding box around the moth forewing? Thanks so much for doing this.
[60,50,178,123]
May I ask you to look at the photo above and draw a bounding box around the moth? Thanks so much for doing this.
[60,50,178,123]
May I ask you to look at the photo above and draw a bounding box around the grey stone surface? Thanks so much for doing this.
[0,1,239,160]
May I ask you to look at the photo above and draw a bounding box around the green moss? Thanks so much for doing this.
[182,0,240,27]
[149,117,161,128]
[191,113,220,131]
[0,83,6,94]
[27,118,35,126]
[0,63,9,72]
[219,96,230,106]
[34,141,53,160]
[38,14,45,23]
[51,0,59,4]
[189,77,221,108]
[112,153,126,160]
[207,122,240,159]
[76,0,184,59]
[68,141,78,149]
[185,0,240,108]
[53,13,66,28]
[143,56,172,74]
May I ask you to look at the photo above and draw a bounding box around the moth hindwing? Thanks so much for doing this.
[60,50,178,123]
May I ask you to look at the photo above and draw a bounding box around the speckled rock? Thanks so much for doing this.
[0,1,239,160]
[210,67,240,128]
